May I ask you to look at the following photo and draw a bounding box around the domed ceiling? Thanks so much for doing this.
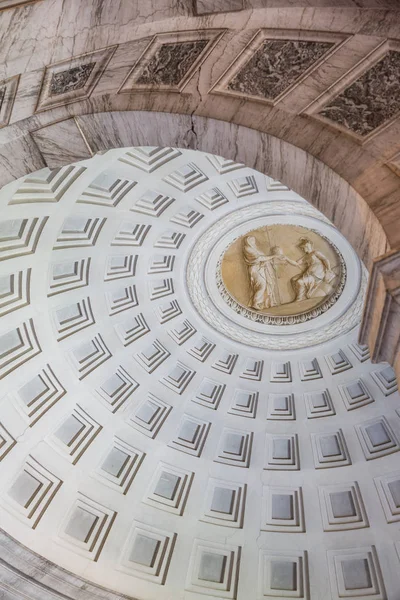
[0,146,398,600]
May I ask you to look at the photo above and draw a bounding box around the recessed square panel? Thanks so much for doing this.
[271,494,293,521]
[270,560,297,591]
[330,491,356,519]
[154,472,180,500]
[101,448,130,478]
[129,535,160,568]
[342,558,372,590]
[199,552,226,583]
[211,487,235,514]
[9,471,42,508]
[65,507,98,543]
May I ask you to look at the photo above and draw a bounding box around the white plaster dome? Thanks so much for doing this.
[0,147,398,600]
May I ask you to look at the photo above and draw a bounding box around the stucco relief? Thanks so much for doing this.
[220,224,344,323]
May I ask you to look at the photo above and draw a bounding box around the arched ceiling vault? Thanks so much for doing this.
[0,0,399,375]
[0,2,399,599]
[0,144,398,600]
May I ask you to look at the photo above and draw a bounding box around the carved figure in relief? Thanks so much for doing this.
[291,237,336,301]
[243,236,298,309]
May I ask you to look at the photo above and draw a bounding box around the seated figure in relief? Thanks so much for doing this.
[291,237,336,301]
[243,236,298,310]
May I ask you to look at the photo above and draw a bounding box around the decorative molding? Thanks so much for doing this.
[13,364,66,426]
[187,202,365,349]
[12,165,85,204]
[0,318,41,380]
[96,366,139,413]
[104,254,137,282]
[59,493,116,561]
[119,521,176,585]
[311,429,351,469]
[304,389,335,419]
[327,546,386,600]
[319,481,369,531]
[325,349,352,375]
[164,163,208,192]
[240,358,264,381]
[259,549,309,598]
[52,297,95,341]
[261,485,305,532]
[265,434,299,471]
[128,393,171,439]
[112,222,151,247]
[170,206,204,228]
[0,217,48,262]
[0,268,31,316]
[267,393,295,421]
[118,146,181,173]
[338,378,374,411]
[49,404,102,464]
[228,388,258,418]
[3,455,62,528]
[53,216,105,249]
[200,477,246,528]
[143,462,193,516]
[214,428,253,468]
[161,361,195,394]
[371,365,398,396]
[169,414,211,457]
[212,350,238,374]
[68,334,112,379]
[48,258,90,296]
[355,416,400,460]
[374,470,400,523]
[186,538,241,598]
[105,283,138,316]
[78,171,136,207]
[193,377,225,410]
[95,437,145,495]
[0,423,16,461]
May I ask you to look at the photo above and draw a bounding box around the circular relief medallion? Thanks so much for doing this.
[219,224,346,324]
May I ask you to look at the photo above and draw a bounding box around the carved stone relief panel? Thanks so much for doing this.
[305,40,400,141]
[36,46,117,111]
[212,30,344,104]
[318,50,400,137]
[49,63,95,96]
[119,30,225,93]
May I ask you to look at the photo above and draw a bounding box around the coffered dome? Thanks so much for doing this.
[0,147,398,600]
